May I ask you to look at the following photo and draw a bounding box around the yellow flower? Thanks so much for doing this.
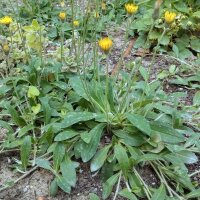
[31,104,41,115]
[94,12,100,18]
[2,44,10,54]
[73,20,79,27]
[125,3,138,15]
[59,12,66,21]
[101,2,106,10]
[164,11,176,24]
[98,37,113,53]
[60,1,65,7]
[0,16,13,25]
[27,86,40,99]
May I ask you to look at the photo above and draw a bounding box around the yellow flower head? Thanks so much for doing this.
[59,12,66,21]
[31,104,41,115]
[27,86,40,99]
[73,20,79,27]
[98,37,113,53]
[101,2,106,10]
[94,12,100,18]
[3,44,10,54]
[0,16,13,25]
[60,1,65,7]
[164,11,176,24]
[125,3,138,15]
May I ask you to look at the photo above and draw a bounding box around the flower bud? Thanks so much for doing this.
[98,37,113,54]
[59,12,66,21]
[3,44,10,54]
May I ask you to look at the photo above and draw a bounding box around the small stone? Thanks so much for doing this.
[23,186,29,192]
[36,197,46,200]
[91,188,97,193]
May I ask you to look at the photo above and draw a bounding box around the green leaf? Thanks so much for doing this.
[149,30,160,40]
[6,104,26,127]
[126,113,152,136]
[20,135,32,170]
[139,66,148,81]
[137,153,163,163]
[113,130,144,147]
[185,189,200,199]
[119,188,138,200]
[50,178,58,197]
[160,35,170,46]
[174,2,189,13]
[89,193,100,200]
[114,144,130,177]
[150,121,185,143]
[134,34,146,48]
[151,184,166,200]
[56,176,71,193]
[190,38,200,53]
[174,151,198,164]
[53,143,65,171]
[0,120,13,134]
[172,44,179,57]
[54,130,79,141]
[102,173,120,199]
[40,97,51,124]
[80,131,92,143]
[60,112,96,128]
[32,19,40,29]
[90,145,111,172]
[69,76,88,100]
[35,159,52,170]
[18,124,34,138]
[193,11,200,18]
[60,157,77,187]
[193,91,200,105]
[81,123,105,162]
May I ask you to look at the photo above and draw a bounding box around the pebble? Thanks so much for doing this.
[23,185,29,192]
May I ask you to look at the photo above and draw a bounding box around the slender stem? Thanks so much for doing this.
[113,171,122,200]
[61,21,64,64]
[149,162,173,197]
[148,27,167,76]
[114,16,132,79]
[125,181,131,192]
[105,55,110,123]
[139,27,167,110]
[189,170,200,177]
[0,149,20,155]
[133,167,152,200]
[70,0,76,56]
